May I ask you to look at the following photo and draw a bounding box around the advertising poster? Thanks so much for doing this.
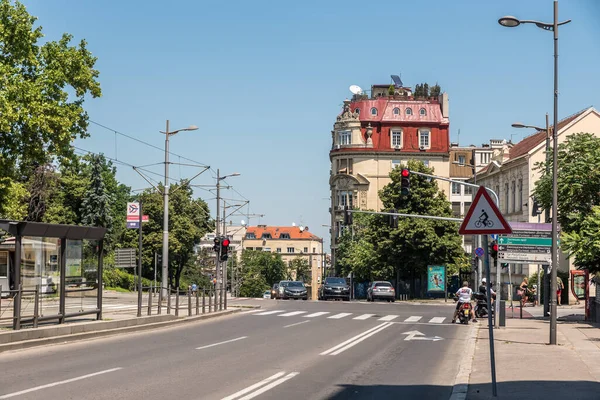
[66,240,82,277]
[427,265,446,293]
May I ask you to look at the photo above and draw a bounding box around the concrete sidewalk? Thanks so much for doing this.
[467,318,600,399]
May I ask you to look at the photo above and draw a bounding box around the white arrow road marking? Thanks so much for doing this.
[320,322,393,356]
[221,371,299,400]
[0,368,123,399]
[196,336,247,350]
[402,330,443,341]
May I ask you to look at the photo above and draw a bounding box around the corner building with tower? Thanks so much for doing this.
[329,77,451,266]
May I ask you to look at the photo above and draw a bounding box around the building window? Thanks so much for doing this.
[452,202,461,217]
[391,130,402,148]
[504,183,509,213]
[458,155,466,165]
[392,160,401,169]
[245,233,256,239]
[452,182,461,195]
[303,247,308,253]
[393,107,400,115]
[464,202,472,215]
[312,247,316,253]
[337,158,353,174]
[370,107,378,116]
[419,108,427,116]
[464,185,473,195]
[280,233,290,239]
[287,247,295,253]
[338,190,353,208]
[406,108,413,115]
[419,129,430,149]
[246,247,253,251]
[518,179,523,212]
[338,130,351,145]
[261,233,272,239]
[354,108,360,114]
[511,181,516,213]
[422,160,429,167]
[263,247,271,252]
[276,248,281,253]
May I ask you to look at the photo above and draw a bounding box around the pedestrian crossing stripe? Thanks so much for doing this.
[251,311,447,324]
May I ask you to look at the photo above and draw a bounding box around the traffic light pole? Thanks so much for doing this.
[215,169,221,309]
[222,200,227,310]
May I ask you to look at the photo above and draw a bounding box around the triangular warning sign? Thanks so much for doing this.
[459,186,512,235]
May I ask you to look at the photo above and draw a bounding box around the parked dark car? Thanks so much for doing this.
[318,277,350,301]
[271,283,279,299]
[367,281,395,302]
[281,281,308,300]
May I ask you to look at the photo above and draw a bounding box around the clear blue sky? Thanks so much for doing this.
[23,0,600,252]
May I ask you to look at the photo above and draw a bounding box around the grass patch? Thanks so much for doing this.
[106,287,131,293]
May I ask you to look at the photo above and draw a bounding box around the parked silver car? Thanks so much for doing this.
[367,281,395,302]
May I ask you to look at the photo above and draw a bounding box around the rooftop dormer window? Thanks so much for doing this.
[406,108,413,115]
[393,107,400,115]
[245,233,256,239]
[338,130,351,146]
[280,233,290,239]
[419,108,427,116]
[370,107,378,116]
[261,233,272,239]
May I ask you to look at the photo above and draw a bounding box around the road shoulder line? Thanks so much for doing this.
[449,322,479,400]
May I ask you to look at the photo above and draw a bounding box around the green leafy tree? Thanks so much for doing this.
[423,83,429,97]
[430,83,441,97]
[238,250,285,296]
[534,133,600,272]
[0,180,28,220]
[26,164,58,221]
[388,84,395,96]
[0,0,101,210]
[287,257,311,282]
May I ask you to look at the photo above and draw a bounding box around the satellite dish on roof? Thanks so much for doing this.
[299,226,305,232]
[292,222,296,227]
[349,85,363,95]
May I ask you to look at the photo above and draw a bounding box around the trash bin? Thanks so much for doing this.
[499,300,506,327]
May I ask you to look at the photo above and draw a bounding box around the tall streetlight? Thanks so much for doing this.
[512,115,551,317]
[160,120,198,299]
[499,1,571,345]
[215,170,240,309]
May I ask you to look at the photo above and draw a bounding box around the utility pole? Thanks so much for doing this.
[162,120,170,300]
[215,169,221,309]
[222,199,227,310]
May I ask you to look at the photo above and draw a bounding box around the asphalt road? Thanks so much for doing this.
[0,299,471,400]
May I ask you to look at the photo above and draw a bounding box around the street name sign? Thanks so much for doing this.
[459,186,512,235]
[497,222,557,264]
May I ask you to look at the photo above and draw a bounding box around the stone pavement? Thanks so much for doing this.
[467,316,600,399]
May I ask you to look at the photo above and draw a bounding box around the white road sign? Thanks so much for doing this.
[459,186,512,235]
[127,202,140,217]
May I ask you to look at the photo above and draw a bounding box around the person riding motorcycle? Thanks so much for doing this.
[452,281,477,323]
[479,278,496,303]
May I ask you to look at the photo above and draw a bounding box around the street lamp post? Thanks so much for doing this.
[161,120,198,299]
[499,1,571,345]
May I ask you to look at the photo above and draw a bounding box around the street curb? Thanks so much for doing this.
[0,307,256,354]
[449,322,480,400]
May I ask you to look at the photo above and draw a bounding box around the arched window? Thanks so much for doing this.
[370,107,378,116]
[354,108,360,114]
[393,107,400,115]
[406,108,413,115]
[419,108,427,116]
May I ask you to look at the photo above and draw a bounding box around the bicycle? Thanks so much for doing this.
[475,219,494,228]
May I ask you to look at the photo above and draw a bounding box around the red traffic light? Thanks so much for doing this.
[401,169,410,177]
[222,238,230,247]
[493,244,498,251]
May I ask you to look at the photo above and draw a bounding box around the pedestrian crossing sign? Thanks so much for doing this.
[459,186,512,235]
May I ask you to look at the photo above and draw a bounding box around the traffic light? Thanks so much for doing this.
[213,237,221,252]
[220,237,230,261]
[501,262,509,269]
[472,257,478,270]
[490,240,498,260]
[343,205,353,225]
[389,208,398,228]
[400,169,410,195]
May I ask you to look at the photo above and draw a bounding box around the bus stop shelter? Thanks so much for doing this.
[0,220,106,330]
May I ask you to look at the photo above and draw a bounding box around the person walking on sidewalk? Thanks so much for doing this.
[557,276,564,306]
[519,277,529,306]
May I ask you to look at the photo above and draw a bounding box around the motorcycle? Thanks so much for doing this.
[453,295,473,325]
[474,292,496,319]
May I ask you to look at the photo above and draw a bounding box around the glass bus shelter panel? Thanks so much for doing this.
[65,239,100,313]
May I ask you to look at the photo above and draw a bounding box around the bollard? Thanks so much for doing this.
[158,288,162,315]
[175,287,180,317]
[202,289,206,314]
[167,287,171,314]
[33,284,40,328]
[208,289,212,313]
[188,289,192,316]
[195,289,199,315]
[499,300,506,327]
[148,287,153,316]
[520,300,523,319]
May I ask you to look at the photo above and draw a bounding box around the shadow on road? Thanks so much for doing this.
[324,380,600,400]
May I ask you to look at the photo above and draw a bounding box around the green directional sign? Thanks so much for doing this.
[497,236,553,246]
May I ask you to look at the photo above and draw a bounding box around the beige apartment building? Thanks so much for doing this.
[243,225,324,299]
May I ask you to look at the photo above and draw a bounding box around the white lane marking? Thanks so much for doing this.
[328,312,352,319]
[236,372,299,400]
[320,323,391,356]
[404,316,422,322]
[221,372,286,400]
[255,310,284,315]
[240,309,262,314]
[284,320,310,328]
[353,314,375,320]
[196,336,247,350]
[378,315,398,321]
[328,323,394,355]
[429,317,446,324]
[0,368,123,399]
[304,312,330,318]
[278,311,307,317]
